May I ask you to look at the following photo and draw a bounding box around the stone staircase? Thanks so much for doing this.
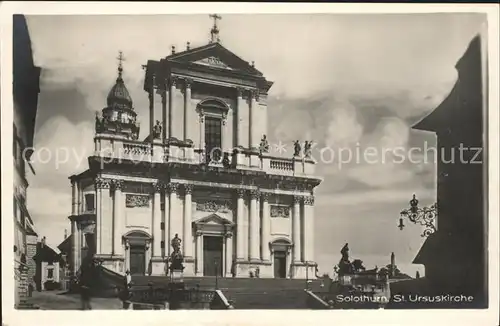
[132,276,324,309]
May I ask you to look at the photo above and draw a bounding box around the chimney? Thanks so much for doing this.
[171,45,176,55]
[64,229,68,239]
[186,42,190,50]
[41,236,46,247]
[251,61,255,68]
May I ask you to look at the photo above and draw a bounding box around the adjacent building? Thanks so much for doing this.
[13,14,41,308]
[67,22,322,279]
[411,34,488,307]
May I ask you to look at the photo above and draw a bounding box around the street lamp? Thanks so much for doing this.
[399,194,437,237]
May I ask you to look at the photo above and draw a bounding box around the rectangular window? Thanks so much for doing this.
[161,241,165,249]
[85,194,95,212]
[160,222,165,230]
[47,268,54,279]
[205,116,222,162]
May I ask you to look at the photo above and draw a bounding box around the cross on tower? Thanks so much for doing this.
[117,51,126,78]
[209,14,222,43]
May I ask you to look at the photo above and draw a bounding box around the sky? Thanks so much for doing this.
[24,13,486,277]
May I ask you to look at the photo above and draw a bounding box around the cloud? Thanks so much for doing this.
[315,187,435,208]
[30,116,94,178]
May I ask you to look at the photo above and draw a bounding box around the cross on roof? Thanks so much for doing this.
[117,51,126,69]
[209,14,222,43]
[116,51,126,79]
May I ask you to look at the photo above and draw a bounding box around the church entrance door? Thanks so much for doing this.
[203,236,223,276]
[274,251,287,278]
[129,245,146,275]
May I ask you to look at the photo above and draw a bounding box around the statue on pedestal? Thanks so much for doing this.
[169,234,184,272]
[293,140,301,157]
[337,243,353,275]
[152,120,162,139]
[95,112,103,133]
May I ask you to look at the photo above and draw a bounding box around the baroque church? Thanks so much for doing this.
[68,17,321,279]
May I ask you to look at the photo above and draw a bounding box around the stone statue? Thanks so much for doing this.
[304,141,313,158]
[337,243,353,275]
[169,234,184,272]
[293,140,301,157]
[259,135,270,153]
[341,243,349,261]
[153,120,162,139]
[171,233,182,253]
[95,112,102,132]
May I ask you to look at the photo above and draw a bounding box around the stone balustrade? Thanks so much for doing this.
[94,134,316,176]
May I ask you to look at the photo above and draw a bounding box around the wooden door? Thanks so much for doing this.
[129,245,145,275]
[274,251,287,278]
[203,236,223,276]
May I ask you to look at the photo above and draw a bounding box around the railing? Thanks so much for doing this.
[94,134,316,176]
[270,158,294,172]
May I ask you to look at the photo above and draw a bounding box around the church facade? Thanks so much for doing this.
[68,27,321,279]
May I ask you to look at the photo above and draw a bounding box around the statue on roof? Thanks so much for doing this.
[293,140,301,157]
[304,141,313,158]
[259,135,270,154]
[152,120,162,139]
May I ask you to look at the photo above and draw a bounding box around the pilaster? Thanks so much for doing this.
[236,189,246,261]
[225,232,234,277]
[112,179,124,256]
[152,182,163,258]
[303,195,315,263]
[168,182,181,250]
[292,195,302,263]
[261,192,271,262]
[183,184,194,258]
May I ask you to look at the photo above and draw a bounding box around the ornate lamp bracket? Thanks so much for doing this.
[399,194,437,237]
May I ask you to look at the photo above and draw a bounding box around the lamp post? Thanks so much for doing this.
[399,194,437,237]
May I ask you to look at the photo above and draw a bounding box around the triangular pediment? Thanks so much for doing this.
[195,213,234,226]
[167,43,263,76]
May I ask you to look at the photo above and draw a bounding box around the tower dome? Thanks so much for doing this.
[106,67,133,110]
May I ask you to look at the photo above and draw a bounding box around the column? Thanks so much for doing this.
[249,189,260,261]
[303,196,315,263]
[71,180,77,215]
[195,231,203,275]
[183,184,193,258]
[225,233,233,277]
[70,180,78,275]
[184,79,192,141]
[249,90,258,150]
[168,183,180,252]
[95,178,103,255]
[236,189,245,260]
[199,111,205,158]
[152,182,163,257]
[222,113,229,152]
[71,220,77,275]
[163,186,170,256]
[77,226,82,269]
[261,193,271,262]
[125,240,130,272]
[236,88,245,147]
[149,86,155,141]
[168,77,176,139]
[292,196,302,263]
[161,87,168,143]
[78,182,83,214]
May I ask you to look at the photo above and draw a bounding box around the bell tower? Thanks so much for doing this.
[95,51,140,140]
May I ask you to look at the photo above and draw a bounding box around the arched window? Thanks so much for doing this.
[198,99,228,163]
